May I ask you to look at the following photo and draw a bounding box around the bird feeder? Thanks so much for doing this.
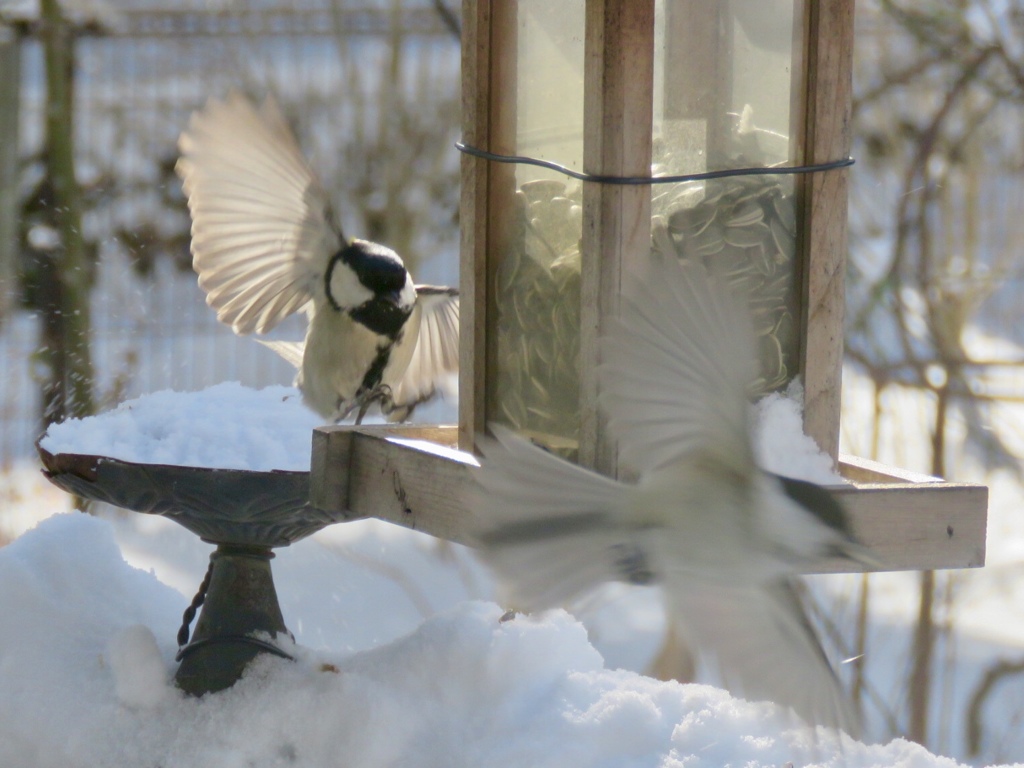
[460,0,855,469]
[311,0,987,574]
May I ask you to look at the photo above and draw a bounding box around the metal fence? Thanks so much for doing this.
[0,1,462,467]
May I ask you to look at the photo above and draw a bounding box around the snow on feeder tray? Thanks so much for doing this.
[37,383,350,696]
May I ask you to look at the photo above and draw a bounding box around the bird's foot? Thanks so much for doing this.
[339,385,394,425]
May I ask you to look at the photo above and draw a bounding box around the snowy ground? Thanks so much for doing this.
[1,508,969,768]
[2,382,1023,767]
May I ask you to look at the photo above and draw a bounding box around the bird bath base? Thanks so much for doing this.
[38,446,354,696]
[174,544,290,696]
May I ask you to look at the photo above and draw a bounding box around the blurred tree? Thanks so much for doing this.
[37,0,95,425]
[0,23,18,327]
[847,0,1024,753]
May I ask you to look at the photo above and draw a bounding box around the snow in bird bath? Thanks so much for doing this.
[38,382,325,472]
[37,378,833,479]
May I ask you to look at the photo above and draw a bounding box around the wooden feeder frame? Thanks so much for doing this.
[310,0,987,574]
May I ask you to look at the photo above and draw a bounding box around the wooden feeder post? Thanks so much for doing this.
[310,0,987,576]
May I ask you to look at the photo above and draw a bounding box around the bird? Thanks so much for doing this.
[175,90,459,423]
[469,253,877,735]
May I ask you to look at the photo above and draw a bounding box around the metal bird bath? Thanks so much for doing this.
[37,445,350,696]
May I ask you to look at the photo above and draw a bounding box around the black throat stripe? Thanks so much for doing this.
[359,343,392,395]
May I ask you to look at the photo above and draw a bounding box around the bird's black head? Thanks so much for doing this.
[326,239,415,339]
[328,239,408,304]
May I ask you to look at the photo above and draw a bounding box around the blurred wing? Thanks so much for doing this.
[388,286,460,410]
[469,425,632,611]
[665,578,860,736]
[177,90,342,335]
[256,339,304,370]
[599,255,757,475]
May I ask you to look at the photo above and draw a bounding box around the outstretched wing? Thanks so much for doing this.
[256,339,305,370]
[599,255,757,476]
[177,90,342,335]
[665,578,861,736]
[386,286,460,413]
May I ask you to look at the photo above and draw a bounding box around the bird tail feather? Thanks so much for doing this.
[468,425,635,611]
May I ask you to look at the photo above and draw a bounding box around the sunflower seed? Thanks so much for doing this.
[769,215,795,259]
[668,204,717,237]
[724,221,771,248]
[726,199,765,228]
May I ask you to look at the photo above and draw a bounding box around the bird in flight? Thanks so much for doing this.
[176,91,459,423]
[471,253,876,735]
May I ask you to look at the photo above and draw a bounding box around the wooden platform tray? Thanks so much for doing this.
[310,425,987,573]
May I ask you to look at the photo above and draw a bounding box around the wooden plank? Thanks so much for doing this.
[481,1,520,449]
[309,427,357,521]
[336,423,458,445]
[313,425,476,545]
[458,0,492,453]
[824,482,987,572]
[799,0,856,462]
[839,454,942,485]
[459,0,519,455]
[310,428,987,573]
[348,433,477,545]
[579,0,655,477]
[310,425,459,518]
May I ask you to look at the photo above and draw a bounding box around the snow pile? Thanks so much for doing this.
[108,624,172,710]
[0,512,987,768]
[39,382,325,472]
[755,380,846,485]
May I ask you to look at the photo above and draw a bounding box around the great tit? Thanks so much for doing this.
[470,253,875,735]
[176,91,459,423]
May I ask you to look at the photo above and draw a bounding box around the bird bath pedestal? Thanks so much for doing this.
[37,446,353,696]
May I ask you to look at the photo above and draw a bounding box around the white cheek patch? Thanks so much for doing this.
[399,275,417,310]
[328,259,374,310]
